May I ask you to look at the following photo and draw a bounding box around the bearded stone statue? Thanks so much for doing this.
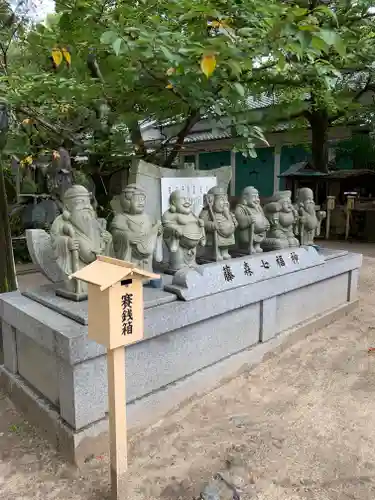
[295,187,326,245]
[50,185,113,298]
[199,186,237,261]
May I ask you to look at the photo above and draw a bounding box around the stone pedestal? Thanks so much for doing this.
[0,247,362,464]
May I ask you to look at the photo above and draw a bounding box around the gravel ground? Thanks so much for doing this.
[1,242,374,499]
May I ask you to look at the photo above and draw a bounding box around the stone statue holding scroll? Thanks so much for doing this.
[50,185,113,298]
[200,186,237,261]
[162,190,206,273]
[110,184,163,272]
[262,190,299,251]
[295,187,326,246]
[235,186,269,254]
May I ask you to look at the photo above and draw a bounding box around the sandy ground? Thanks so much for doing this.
[1,241,375,499]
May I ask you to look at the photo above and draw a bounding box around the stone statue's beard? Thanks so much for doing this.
[305,203,315,215]
[70,209,96,239]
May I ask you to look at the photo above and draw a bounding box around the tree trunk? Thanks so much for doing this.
[0,160,17,293]
[307,109,329,173]
[163,110,201,169]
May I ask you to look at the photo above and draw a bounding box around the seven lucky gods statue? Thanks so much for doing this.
[162,189,206,273]
[262,190,300,251]
[235,186,269,254]
[200,186,238,261]
[111,184,163,273]
[50,185,114,299]
[295,187,326,246]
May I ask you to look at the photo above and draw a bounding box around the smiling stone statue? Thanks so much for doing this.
[162,189,206,273]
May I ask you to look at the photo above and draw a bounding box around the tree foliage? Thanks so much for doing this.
[1,0,356,172]
[255,0,375,171]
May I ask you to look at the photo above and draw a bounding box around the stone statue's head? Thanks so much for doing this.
[206,186,228,214]
[241,186,259,207]
[169,190,192,215]
[63,185,96,234]
[269,190,293,213]
[120,184,146,215]
[297,187,315,214]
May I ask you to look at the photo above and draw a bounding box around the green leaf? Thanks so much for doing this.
[237,27,253,37]
[112,38,123,56]
[318,30,346,57]
[318,29,336,46]
[314,5,339,26]
[334,36,346,58]
[234,82,245,97]
[160,46,175,61]
[297,31,312,50]
[100,31,118,45]
[291,7,308,18]
[311,36,328,53]
[227,60,242,77]
[277,51,286,71]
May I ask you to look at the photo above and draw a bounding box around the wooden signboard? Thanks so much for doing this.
[71,255,159,499]
[325,196,336,240]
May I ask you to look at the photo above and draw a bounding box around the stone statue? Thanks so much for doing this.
[234,186,269,254]
[50,185,114,299]
[162,190,206,273]
[110,184,163,272]
[45,148,74,206]
[200,186,238,261]
[295,187,326,245]
[262,190,300,251]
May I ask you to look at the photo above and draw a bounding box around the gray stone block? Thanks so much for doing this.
[165,246,325,301]
[275,273,348,333]
[125,302,260,403]
[58,357,107,429]
[16,330,59,405]
[24,278,176,325]
[348,268,360,301]
[2,321,17,373]
[260,297,277,342]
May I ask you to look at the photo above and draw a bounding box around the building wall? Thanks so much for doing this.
[235,148,275,197]
[181,132,355,198]
[279,145,310,191]
[199,151,231,170]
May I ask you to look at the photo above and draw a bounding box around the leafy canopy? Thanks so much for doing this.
[1,0,365,168]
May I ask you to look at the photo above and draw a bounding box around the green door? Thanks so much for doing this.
[235,148,274,197]
[199,151,231,170]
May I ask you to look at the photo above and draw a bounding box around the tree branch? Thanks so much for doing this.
[162,109,201,168]
[17,106,82,146]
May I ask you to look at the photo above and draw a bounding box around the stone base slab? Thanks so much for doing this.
[0,299,358,466]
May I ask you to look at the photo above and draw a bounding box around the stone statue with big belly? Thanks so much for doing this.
[162,190,206,273]
[235,186,269,254]
[261,190,300,251]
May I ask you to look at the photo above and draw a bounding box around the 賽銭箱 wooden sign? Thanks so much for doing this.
[71,255,159,499]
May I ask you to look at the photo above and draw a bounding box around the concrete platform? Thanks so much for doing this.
[0,247,362,464]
